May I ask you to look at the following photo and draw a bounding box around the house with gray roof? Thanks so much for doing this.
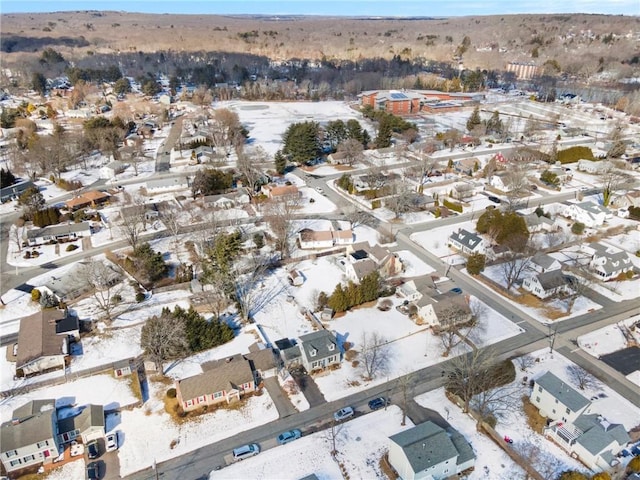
[0,180,35,203]
[57,404,105,444]
[0,399,61,475]
[344,242,403,283]
[529,252,562,274]
[413,292,473,329]
[522,269,569,299]
[564,201,611,228]
[530,371,592,424]
[587,242,633,281]
[175,354,256,412]
[24,222,91,246]
[43,260,123,303]
[146,176,189,193]
[448,229,485,256]
[388,421,475,480]
[297,330,341,372]
[540,393,630,472]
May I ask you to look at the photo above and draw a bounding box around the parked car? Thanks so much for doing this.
[488,195,501,203]
[86,461,100,480]
[315,186,324,194]
[105,432,118,452]
[449,287,463,294]
[334,406,354,422]
[277,429,302,445]
[232,444,260,462]
[368,397,388,411]
[87,440,100,459]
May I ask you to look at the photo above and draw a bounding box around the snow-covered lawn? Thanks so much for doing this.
[5,224,85,267]
[0,374,138,422]
[43,459,86,480]
[314,296,522,402]
[396,249,436,277]
[210,405,412,480]
[411,220,476,262]
[578,314,640,357]
[415,388,526,480]
[118,379,279,476]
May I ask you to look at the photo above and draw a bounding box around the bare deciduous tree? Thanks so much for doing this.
[140,311,189,373]
[470,381,523,427]
[500,251,532,291]
[437,303,477,356]
[515,354,536,372]
[397,371,414,426]
[119,200,147,251]
[232,255,271,323]
[337,138,364,166]
[81,259,125,322]
[359,331,390,380]
[208,108,243,156]
[323,420,345,458]
[237,147,268,193]
[566,365,598,391]
[600,160,632,207]
[264,193,301,260]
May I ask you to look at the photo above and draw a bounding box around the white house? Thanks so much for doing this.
[488,172,512,192]
[146,176,189,194]
[448,229,485,255]
[610,191,640,210]
[522,270,569,299]
[564,201,611,228]
[99,160,127,179]
[587,243,634,281]
[577,159,610,174]
[529,252,562,274]
[388,421,476,480]
[343,242,403,283]
[531,371,592,423]
[532,371,630,473]
[397,280,423,302]
[298,228,354,250]
[24,222,91,247]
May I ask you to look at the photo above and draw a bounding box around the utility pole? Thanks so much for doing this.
[548,323,558,356]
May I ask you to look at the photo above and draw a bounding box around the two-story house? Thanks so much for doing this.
[564,201,611,228]
[388,421,476,480]
[532,372,630,472]
[0,399,61,475]
[586,243,633,281]
[298,330,341,372]
[343,242,403,283]
[522,270,570,299]
[448,229,485,256]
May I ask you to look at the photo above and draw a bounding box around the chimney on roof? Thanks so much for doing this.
[11,418,20,425]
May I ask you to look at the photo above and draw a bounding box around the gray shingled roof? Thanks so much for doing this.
[536,270,567,290]
[25,222,91,240]
[449,229,483,250]
[534,371,590,412]
[449,429,476,466]
[57,404,104,436]
[390,421,461,473]
[299,330,339,362]
[178,354,254,401]
[530,252,558,270]
[0,400,56,451]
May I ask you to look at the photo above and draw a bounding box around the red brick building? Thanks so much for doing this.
[359,90,482,116]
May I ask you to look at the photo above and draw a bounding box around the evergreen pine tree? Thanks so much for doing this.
[274,149,287,174]
[466,105,482,132]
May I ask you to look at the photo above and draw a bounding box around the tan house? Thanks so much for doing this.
[344,242,403,283]
[413,292,472,329]
[261,184,300,199]
[175,354,256,412]
[65,190,110,211]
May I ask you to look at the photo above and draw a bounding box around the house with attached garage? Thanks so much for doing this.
[0,399,61,476]
[65,190,110,211]
[175,354,256,412]
[56,404,105,444]
[522,269,570,299]
[343,242,403,283]
[146,176,189,194]
[564,201,611,228]
[532,371,630,472]
[413,292,473,329]
[24,222,91,247]
[585,242,634,281]
[577,159,610,174]
[448,229,485,256]
[42,260,123,303]
[13,310,76,377]
[297,227,354,250]
[388,421,476,480]
[281,330,342,372]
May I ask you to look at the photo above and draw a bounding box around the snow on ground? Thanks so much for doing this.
[411,220,476,263]
[578,314,640,357]
[222,101,369,156]
[0,287,42,335]
[496,348,640,471]
[478,263,602,323]
[415,388,526,480]
[210,406,412,480]
[278,372,310,412]
[0,374,138,422]
[314,296,522,402]
[396,250,436,277]
[118,380,279,476]
[5,223,86,267]
[44,459,86,480]
[163,327,260,381]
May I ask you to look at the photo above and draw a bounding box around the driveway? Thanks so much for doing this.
[263,376,297,418]
[289,367,326,408]
[405,398,451,430]
[600,346,640,375]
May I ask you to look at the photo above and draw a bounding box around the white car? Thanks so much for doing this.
[334,406,354,422]
[106,432,118,452]
[315,186,325,195]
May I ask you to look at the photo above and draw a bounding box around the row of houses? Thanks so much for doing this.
[0,399,105,476]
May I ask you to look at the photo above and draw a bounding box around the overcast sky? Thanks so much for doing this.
[3,0,639,16]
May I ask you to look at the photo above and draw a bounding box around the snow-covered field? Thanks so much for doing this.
[210,405,412,480]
